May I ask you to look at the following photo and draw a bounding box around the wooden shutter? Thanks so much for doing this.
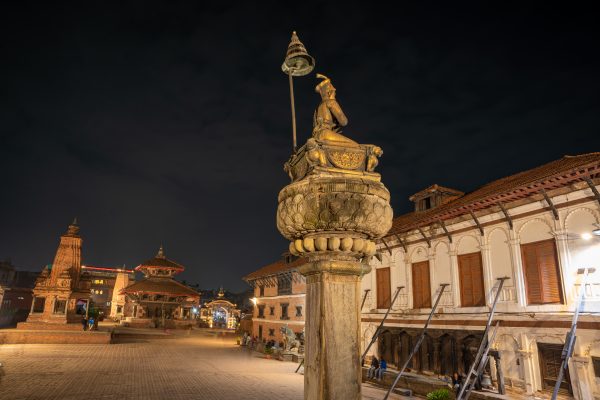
[521,239,563,305]
[376,267,391,309]
[458,252,485,307]
[522,243,542,304]
[538,241,562,303]
[412,261,431,308]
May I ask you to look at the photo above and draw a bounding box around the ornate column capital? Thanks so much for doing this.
[552,229,570,241]
[508,238,520,246]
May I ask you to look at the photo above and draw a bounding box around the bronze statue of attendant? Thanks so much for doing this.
[312,74,359,147]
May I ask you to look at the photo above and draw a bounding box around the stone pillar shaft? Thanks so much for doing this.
[304,270,361,400]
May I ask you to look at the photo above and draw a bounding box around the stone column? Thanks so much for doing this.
[278,137,392,399]
[479,243,496,306]
[554,229,576,305]
[508,234,527,307]
[517,349,536,395]
[448,249,461,308]
[569,356,592,400]
[300,261,364,399]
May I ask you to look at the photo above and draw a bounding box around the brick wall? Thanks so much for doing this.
[0,330,112,344]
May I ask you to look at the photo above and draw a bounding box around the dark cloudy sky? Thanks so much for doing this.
[1,3,599,291]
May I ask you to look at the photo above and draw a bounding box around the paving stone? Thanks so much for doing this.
[0,331,407,400]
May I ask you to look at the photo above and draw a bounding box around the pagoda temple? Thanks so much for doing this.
[120,246,200,328]
[20,219,92,328]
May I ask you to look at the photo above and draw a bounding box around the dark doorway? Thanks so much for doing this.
[440,334,457,376]
[378,330,393,365]
[398,331,412,370]
[418,334,434,372]
[462,335,479,374]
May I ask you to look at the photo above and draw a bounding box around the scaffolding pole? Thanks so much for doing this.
[551,267,595,400]
[361,289,371,311]
[457,276,509,400]
[383,283,449,400]
[361,286,404,365]
[463,322,501,400]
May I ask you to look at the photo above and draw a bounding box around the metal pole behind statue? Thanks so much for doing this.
[281,31,315,152]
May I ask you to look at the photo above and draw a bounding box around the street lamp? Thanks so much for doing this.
[251,297,257,306]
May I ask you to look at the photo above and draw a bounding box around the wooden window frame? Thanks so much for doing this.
[280,303,289,320]
[277,275,292,296]
[521,239,564,305]
[412,261,432,309]
[458,251,486,307]
[376,267,392,309]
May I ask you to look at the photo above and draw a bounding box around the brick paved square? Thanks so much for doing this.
[0,331,406,400]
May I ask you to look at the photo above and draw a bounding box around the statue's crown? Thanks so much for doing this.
[315,73,332,93]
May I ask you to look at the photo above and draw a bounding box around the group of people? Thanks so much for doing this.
[367,356,463,395]
[80,316,97,331]
[241,332,258,348]
[367,356,387,380]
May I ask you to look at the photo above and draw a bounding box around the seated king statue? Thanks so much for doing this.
[312,74,359,147]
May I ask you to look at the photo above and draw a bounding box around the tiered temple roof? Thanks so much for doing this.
[121,246,198,298]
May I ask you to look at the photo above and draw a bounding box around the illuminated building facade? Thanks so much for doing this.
[80,265,134,318]
[20,220,92,327]
[362,153,600,399]
[202,287,240,329]
[243,255,306,343]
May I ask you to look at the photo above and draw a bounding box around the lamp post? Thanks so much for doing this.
[281,31,315,152]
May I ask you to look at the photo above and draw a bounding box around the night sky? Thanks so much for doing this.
[2,3,599,291]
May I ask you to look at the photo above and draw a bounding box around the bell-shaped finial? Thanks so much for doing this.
[282,31,315,77]
[157,244,165,259]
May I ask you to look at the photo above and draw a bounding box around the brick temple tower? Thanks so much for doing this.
[21,219,91,326]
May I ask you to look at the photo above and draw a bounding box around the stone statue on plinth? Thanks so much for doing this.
[277,72,393,400]
[312,74,358,147]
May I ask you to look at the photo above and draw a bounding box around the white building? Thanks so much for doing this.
[361,153,600,399]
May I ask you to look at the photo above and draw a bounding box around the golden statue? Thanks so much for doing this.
[312,74,359,147]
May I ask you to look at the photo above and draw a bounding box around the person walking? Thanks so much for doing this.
[81,316,87,331]
[376,358,387,380]
[367,356,379,379]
